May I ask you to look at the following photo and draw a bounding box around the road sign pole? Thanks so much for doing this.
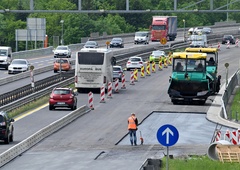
[166,146,169,170]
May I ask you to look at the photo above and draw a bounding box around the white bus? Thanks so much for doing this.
[75,48,116,93]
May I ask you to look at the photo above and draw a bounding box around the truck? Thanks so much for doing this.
[149,16,177,42]
[188,34,208,48]
[0,46,12,70]
[167,50,221,105]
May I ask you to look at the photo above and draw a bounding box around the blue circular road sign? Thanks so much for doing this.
[156,124,179,147]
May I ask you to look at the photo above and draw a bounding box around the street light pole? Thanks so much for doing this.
[60,20,64,45]
[183,19,186,42]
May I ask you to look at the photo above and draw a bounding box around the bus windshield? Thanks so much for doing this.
[77,52,104,65]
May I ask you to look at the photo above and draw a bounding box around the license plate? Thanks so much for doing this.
[57,102,65,104]
[132,63,137,65]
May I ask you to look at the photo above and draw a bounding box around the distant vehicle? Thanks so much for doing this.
[0,111,14,144]
[49,87,78,110]
[188,28,194,35]
[75,48,116,93]
[8,59,31,74]
[189,34,208,48]
[194,27,203,34]
[150,16,177,41]
[83,41,99,48]
[126,56,146,71]
[202,27,212,34]
[53,45,72,58]
[149,50,166,63]
[110,38,124,48]
[134,31,149,44]
[53,58,72,73]
[222,35,235,44]
[113,65,124,82]
[0,46,12,70]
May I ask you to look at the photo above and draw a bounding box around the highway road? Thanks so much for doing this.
[1,43,240,170]
[0,25,240,169]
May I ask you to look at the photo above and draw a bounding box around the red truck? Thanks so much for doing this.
[150,16,177,42]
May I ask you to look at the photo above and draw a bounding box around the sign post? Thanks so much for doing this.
[160,37,167,45]
[157,124,179,170]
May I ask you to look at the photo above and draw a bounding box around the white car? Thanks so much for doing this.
[8,59,31,74]
[53,45,72,58]
[126,56,146,71]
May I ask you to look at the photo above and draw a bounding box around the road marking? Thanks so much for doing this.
[15,103,48,121]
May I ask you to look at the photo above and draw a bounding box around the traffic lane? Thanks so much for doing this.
[0,66,217,170]
[0,68,57,94]
[0,40,160,80]
[0,106,70,152]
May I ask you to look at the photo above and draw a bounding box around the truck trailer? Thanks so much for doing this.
[150,16,177,42]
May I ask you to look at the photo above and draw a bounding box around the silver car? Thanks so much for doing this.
[83,41,99,48]
[8,59,31,74]
[113,66,124,82]
[126,56,146,71]
[53,45,72,58]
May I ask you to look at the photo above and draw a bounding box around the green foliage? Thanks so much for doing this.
[0,0,236,48]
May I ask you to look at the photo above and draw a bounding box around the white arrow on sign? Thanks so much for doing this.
[162,127,174,144]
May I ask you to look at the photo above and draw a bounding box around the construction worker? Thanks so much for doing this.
[128,113,138,146]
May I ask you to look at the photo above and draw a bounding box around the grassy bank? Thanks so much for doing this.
[229,87,240,121]
[161,155,239,170]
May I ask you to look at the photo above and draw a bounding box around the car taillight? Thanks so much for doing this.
[75,76,78,83]
[127,61,131,64]
[104,76,106,83]
[119,71,122,73]
[139,62,143,64]
[1,129,6,134]
[69,95,73,99]
[50,95,53,99]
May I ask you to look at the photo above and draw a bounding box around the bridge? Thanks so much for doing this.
[1,0,240,13]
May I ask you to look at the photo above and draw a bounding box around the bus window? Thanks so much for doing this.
[78,52,104,65]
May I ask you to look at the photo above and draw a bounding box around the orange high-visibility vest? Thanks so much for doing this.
[128,116,137,130]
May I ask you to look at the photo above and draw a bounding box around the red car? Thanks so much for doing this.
[49,87,78,110]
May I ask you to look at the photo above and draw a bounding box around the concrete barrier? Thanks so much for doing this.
[0,105,91,168]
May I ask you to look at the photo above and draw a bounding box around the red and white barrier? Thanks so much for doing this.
[88,91,94,110]
[130,71,135,85]
[107,82,112,98]
[224,129,231,142]
[231,130,238,145]
[121,74,126,89]
[114,78,119,93]
[226,40,230,49]
[235,38,239,47]
[217,42,221,51]
[100,85,105,103]
[215,130,221,142]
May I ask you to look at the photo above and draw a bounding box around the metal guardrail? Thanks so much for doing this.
[0,105,91,168]
[221,70,240,120]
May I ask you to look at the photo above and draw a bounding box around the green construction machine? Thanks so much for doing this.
[167,49,221,105]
